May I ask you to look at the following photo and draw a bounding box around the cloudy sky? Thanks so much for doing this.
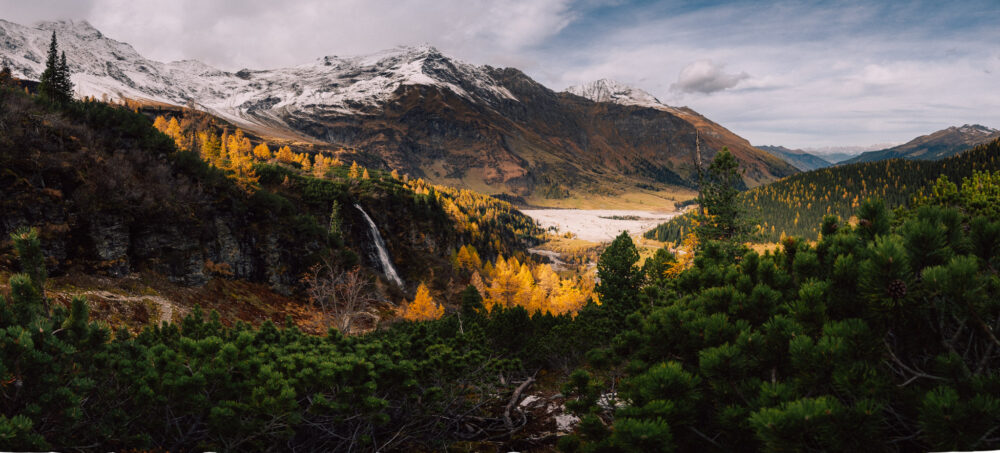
[3,0,999,150]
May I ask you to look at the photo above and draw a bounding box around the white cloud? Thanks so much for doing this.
[74,0,576,70]
[2,0,999,149]
[543,1,1000,148]
[670,59,749,94]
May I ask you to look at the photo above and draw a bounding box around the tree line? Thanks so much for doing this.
[647,138,1000,243]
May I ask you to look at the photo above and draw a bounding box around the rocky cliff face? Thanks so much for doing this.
[0,148,315,293]
[1,20,797,202]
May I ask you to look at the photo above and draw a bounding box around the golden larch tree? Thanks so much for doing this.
[252,142,272,160]
[401,282,444,321]
[455,245,482,271]
[313,155,330,178]
[153,115,168,131]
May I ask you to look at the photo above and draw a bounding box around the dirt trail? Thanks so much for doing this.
[527,248,569,270]
[55,289,178,324]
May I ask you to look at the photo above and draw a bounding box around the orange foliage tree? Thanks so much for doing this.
[401,282,444,321]
[480,254,593,316]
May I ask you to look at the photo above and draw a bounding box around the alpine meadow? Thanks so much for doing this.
[1,2,999,452]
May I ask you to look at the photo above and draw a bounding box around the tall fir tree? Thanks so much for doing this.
[58,51,73,99]
[0,64,12,87]
[595,232,641,318]
[695,147,749,255]
[38,31,60,100]
[38,31,72,103]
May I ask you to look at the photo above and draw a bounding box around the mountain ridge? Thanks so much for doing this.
[0,19,798,204]
[756,145,833,171]
[840,124,1000,164]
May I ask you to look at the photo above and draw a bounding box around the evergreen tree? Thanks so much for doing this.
[37,32,71,103]
[328,200,342,239]
[58,52,73,99]
[696,147,748,250]
[0,65,12,87]
[38,31,59,99]
[596,232,641,316]
[460,285,486,323]
[11,228,48,307]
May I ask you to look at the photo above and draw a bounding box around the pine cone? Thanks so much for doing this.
[887,279,907,299]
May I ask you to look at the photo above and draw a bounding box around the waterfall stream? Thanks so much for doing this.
[354,204,404,287]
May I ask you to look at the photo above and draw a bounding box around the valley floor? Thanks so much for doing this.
[521,209,681,242]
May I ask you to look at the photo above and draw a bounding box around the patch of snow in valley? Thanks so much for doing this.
[522,209,679,243]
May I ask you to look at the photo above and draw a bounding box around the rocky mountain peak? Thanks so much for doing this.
[35,19,103,40]
[955,124,999,135]
[564,78,670,111]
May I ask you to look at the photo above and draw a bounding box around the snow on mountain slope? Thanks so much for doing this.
[564,78,797,180]
[565,79,682,114]
[0,20,516,132]
[0,19,798,195]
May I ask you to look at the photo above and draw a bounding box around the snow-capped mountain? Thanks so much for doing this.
[565,79,679,112]
[0,19,798,199]
[564,78,795,181]
[955,124,1000,136]
[1,20,515,130]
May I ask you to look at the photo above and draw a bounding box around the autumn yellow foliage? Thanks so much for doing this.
[252,143,272,160]
[454,244,482,271]
[664,231,698,279]
[479,254,593,316]
[401,283,444,321]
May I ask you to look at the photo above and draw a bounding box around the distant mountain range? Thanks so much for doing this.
[648,136,1000,243]
[756,146,832,171]
[758,125,998,170]
[802,144,898,164]
[0,19,797,206]
[840,124,1000,165]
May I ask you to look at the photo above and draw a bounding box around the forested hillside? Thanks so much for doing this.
[647,138,1000,243]
[559,164,1000,452]
[0,72,612,451]
[841,124,1000,164]
[4,120,998,450]
[0,225,620,450]
[0,82,552,334]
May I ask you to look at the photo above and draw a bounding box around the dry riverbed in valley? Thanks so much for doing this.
[521,209,680,243]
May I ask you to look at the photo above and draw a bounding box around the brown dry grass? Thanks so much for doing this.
[2,271,340,335]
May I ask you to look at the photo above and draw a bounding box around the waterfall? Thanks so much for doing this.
[354,204,404,287]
